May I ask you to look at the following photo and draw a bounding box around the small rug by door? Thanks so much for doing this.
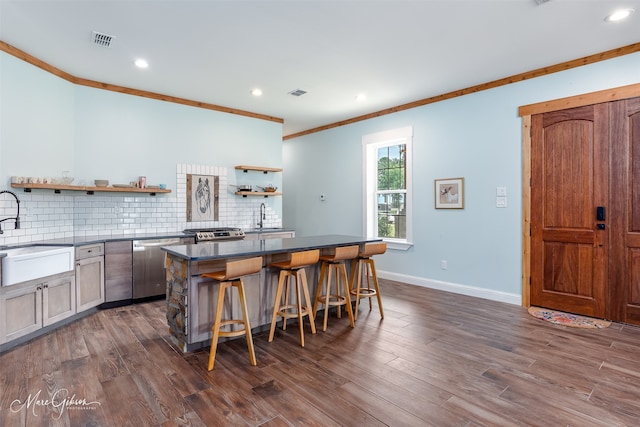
[527,306,611,329]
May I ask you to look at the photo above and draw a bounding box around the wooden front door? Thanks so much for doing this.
[530,104,609,318]
[610,97,640,324]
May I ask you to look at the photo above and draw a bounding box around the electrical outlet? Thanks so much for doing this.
[440,260,448,270]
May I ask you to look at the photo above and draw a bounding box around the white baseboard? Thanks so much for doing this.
[377,270,522,306]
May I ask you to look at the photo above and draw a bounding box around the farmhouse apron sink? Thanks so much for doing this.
[1,245,75,286]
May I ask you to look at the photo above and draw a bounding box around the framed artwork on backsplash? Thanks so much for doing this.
[435,177,464,209]
[186,174,219,221]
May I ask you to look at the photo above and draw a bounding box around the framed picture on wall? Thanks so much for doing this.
[186,174,219,221]
[435,177,464,209]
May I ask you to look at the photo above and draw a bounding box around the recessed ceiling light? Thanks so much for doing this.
[134,58,149,69]
[605,8,634,22]
[251,88,263,96]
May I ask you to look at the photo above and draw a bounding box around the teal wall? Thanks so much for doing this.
[72,86,282,190]
[1,53,75,179]
[283,52,640,302]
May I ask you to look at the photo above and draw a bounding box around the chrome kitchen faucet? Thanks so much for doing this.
[258,203,266,229]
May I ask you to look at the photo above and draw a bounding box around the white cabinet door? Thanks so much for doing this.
[43,275,76,326]
[76,256,105,311]
[0,284,42,343]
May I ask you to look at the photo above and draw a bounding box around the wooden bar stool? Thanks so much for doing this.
[268,249,319,347]
[201,256,263,371]
[349,242,386,320]
[313,245,358,331]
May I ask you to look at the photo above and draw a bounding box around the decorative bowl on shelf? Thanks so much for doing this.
[94,179,109,187]
[52,176,74,185]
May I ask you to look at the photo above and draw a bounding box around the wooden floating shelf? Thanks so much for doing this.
[235,191,282,197]
[235,165,283,173]
[11,183,171,195]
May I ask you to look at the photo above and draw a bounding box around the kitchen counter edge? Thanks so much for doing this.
[0,228,296,253]
[162,234,381,261]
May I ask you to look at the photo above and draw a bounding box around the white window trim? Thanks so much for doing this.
[362,126,413,251]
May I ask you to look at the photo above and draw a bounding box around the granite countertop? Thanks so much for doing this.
[0,228,296,252]
[0,231,192,251]
[162,234,381,261]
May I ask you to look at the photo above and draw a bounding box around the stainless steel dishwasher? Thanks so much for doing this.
[132,237,192,299]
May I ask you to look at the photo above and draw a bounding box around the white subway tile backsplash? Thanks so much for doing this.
[0,163,282,245]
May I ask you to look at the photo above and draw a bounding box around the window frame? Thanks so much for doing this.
[362,126,413,251]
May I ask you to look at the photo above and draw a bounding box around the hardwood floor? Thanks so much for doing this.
[2,279,640,426]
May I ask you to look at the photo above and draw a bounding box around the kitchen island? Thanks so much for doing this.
[162,235,380,352]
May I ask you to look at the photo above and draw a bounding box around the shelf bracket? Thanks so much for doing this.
[54,189,61,194]
[86,190,94,195]
[23,188,31,193]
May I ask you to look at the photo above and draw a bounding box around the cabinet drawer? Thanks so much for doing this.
[75,243,104,260]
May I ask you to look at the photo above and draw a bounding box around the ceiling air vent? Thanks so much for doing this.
[288,89,307,97]
[91,31,115,48]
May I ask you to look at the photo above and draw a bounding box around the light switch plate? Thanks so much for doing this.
[496,186,507,197]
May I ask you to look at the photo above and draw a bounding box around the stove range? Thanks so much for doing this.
[183,227,245,243]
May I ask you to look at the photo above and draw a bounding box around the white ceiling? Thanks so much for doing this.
[1,0,639,137]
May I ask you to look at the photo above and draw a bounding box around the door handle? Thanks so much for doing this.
[596,206,606,221]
